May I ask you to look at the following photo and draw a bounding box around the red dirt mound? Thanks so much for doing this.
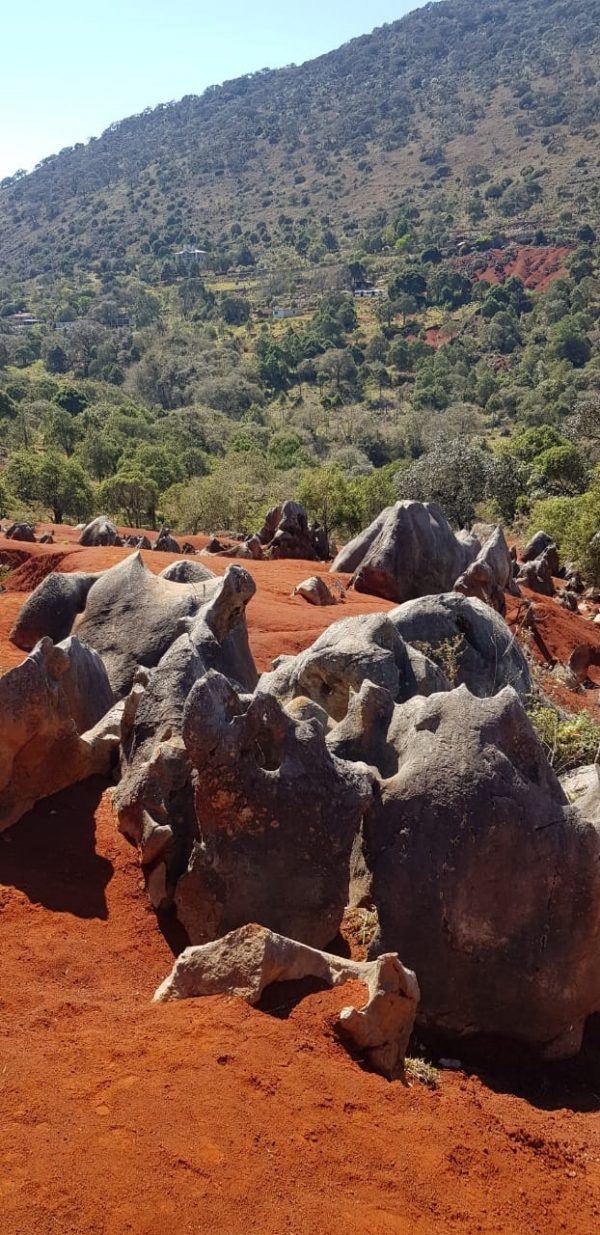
[457,246,572,292]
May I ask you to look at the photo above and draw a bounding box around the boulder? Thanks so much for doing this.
[0,636,116,832]
[349,501,480,604]
[389,592,531,699]
[159,559,217,585]
[362,684,600,1057]
[113,566,258,900]
[517,549,555,597]
[203,536,226,555]
[174,670,374,949]
[73,552,212,697]
[454,526,520,615]
[154,527,181,553]
[522,531,559,574]
[78,517,120,547]
[154,923,419,1080]
[292,576,339,606]
[258,501,329,561]
[330,508,395,575]
[124,535,152,549]
[259,612,449,723]
[4,522,36,543]
[10,571,101,650]
[38,532,54,544]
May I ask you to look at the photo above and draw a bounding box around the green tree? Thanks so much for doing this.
[99,468,160,528]
[36,453,94,523]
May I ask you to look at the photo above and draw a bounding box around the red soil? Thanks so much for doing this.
[457,246,572,292]
[2,534,600,1234]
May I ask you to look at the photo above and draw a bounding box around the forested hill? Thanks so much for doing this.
[2,0,600,280]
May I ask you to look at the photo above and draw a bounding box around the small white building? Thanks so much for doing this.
[272,306,297,320]
[176,247,208,267]
[353,286,384,299]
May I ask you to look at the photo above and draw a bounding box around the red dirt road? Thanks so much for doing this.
[1,536,600,1233]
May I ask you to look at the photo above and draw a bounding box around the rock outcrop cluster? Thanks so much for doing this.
[5,502,600,1067]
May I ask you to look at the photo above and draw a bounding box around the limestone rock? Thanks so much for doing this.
[292,576,339,606]
[517,550,556,596]
[4,522,36,543]
[259,611,449,723]
[78,516,120,547]
[349,501,480,604]
[154,923,419,1079]
[522,531,559,574]
[154,527,181,553]
[10,571,101,650]
[174,670,374,949]
[363,684,600,1057]
[0,636,115,832]
[454,526,519,615]
[159,559,217,584]
[389,592,531,699]
[113,566,257,902]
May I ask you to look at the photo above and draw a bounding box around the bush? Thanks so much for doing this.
[528,705,600,775]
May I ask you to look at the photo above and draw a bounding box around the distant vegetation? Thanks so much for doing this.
[2,0,600,577]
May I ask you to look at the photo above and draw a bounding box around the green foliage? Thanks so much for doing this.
[528,705,600,775]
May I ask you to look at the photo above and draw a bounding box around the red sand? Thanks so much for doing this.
[2,534,600,1234]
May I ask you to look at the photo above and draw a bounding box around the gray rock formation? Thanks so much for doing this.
[258,501,329,561]
[10,571,101,650]
[362,684,600,1057]
[154,923,419,1079]
[454,526,520,615]
[348,501,480,603]
[159,559,217,584]
[154,527,181,553]
[292,576,339,606]
[78,516,120,547]
[259,612,449,723]
[522,531,559,574]
[174,670,374,949]
[4,522,36,543]
[330,507,393,575]
[113,566,257,903]
[389,592,530,699]
[517,550,556,596]
[0,636,116,832]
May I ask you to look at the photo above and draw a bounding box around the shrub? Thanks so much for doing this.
[528,705,600,775]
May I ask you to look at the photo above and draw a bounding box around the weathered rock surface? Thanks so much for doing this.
[292,576,340,606]
[154,923,419,1079]
[78,517,120,547]
[4,522,36,543]
[454,526,519,615]
[10,571,101,650]
[113,566,257,900]
[389,592,530,699]
[174,670,374,949]
[258,501,329,561]
[349,501,480,603]
[522,531,559,574]
[0,636,115,832]
[159,560,217,584]
[154,528,181,553]
[259,612,449,723]
[517,550,556,597]
[330,508,393,575]
[362,684,600,1057]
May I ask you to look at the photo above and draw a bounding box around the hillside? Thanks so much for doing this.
[2,0,600,280]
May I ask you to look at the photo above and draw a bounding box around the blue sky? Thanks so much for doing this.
[1,1,431,179]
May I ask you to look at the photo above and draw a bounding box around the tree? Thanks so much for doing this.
[297,466,358,541]
[315,349,357,395]
[221,296,250,325]
[44,344,70,375]
[551,317,592,368]
[35,453,94,523]
[398,437,489,527]
[99,468,159,528]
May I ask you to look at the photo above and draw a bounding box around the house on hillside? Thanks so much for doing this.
[272,306,296,320]
[176,246,208,267]
[353,285,384,298]
[6,311,40,330]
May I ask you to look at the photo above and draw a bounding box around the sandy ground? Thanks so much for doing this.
[1,531,600,1234]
